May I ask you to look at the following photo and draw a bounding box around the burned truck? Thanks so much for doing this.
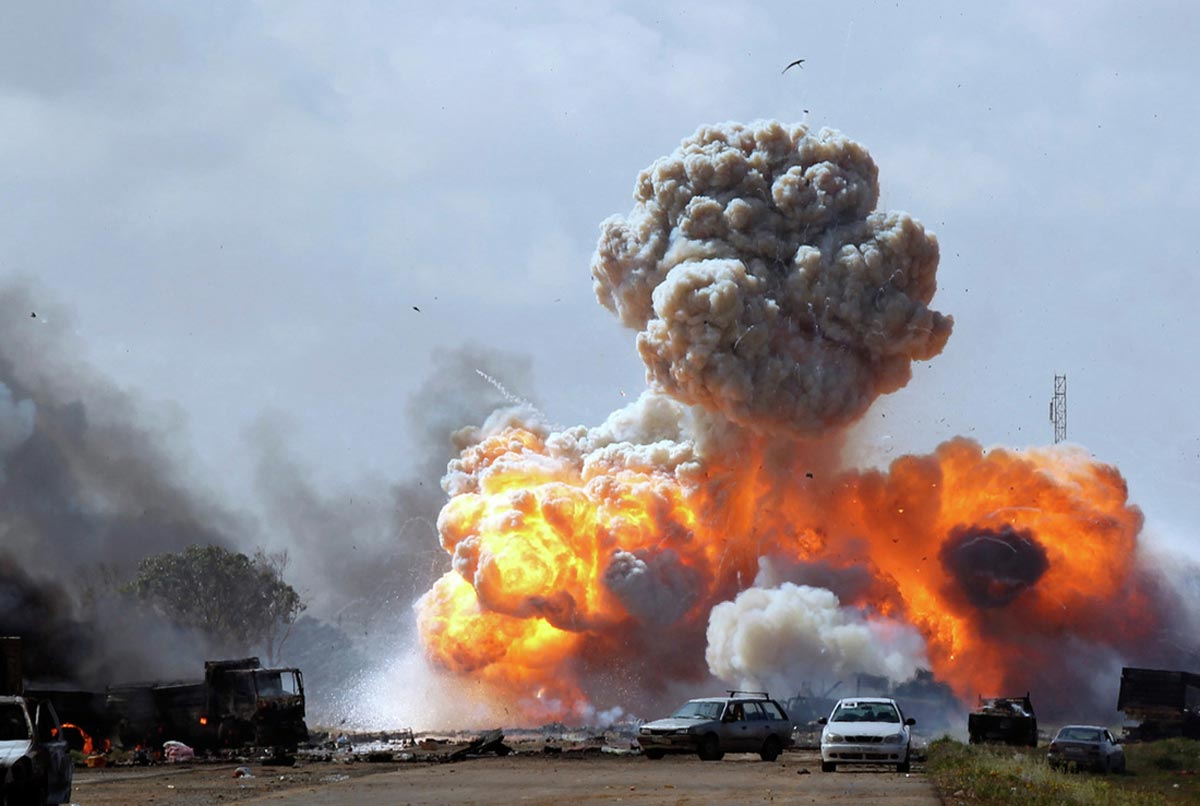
[1118,667,1200,740]
[968,693,1038,746]
[111,658,307,752]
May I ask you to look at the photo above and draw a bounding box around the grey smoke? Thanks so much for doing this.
[250,343,535,634]
[591,121,952,436]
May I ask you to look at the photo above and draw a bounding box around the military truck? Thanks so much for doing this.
[112,658,307,752]
[967,693,1038,746]
[1117,667,1200,740]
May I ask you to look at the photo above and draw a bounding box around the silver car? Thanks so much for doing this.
[1047,725,1126,773]
[637,691,794,761]
[819,697,915,772]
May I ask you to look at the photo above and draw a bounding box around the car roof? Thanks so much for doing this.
[688,696,771,703]
[833,697,898,705]
[1057,724,1108,731]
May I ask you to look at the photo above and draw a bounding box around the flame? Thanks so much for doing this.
[61,722,96,756]
[417,423,1152,720]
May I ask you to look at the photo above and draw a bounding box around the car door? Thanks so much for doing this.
[740,702,769,751]
[35,701,73,805]
[717,701,749,751]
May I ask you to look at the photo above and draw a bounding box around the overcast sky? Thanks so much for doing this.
[2,0,1198,553]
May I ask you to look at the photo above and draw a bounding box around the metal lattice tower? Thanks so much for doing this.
[1049,374,1067,444]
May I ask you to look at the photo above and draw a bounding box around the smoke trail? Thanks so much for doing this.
[592,121,952,436]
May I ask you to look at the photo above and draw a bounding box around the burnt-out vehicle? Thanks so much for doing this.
[0,695,72,806]
[115,658,307,752]
[1117,667,1200,740]
[968,693,1038,746]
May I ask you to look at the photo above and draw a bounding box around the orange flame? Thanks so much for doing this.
[417,426,1153,719]
[61,722,96,756]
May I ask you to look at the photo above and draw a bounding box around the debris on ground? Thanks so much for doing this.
[163,741,195,763]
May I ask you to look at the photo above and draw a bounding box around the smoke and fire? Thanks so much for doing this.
[414,121,1171,723]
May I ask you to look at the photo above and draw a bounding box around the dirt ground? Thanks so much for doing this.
[69,750,941,805]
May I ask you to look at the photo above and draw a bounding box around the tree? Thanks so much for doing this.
[124,544,305,664]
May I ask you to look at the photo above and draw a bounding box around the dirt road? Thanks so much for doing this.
[71,751,941,805]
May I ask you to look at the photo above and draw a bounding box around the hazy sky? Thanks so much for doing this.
[3,1,1197,551]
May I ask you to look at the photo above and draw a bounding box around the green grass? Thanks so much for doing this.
[926,737,1200,805]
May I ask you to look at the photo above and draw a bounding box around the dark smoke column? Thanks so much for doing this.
[591,121,953,436]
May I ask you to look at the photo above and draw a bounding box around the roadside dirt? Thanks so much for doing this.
[70,750,941,805]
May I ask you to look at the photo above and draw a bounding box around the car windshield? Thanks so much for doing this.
[0,703,29,741]
[670,701,724,720]
[831,702,901,723]
[1058,727,1103,742]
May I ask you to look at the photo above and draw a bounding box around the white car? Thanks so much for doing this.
[818,697,915,772]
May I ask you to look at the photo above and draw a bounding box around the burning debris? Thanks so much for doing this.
[410,119,1190,727]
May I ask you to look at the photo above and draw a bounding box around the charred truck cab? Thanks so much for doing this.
[204,659,307,751]
[112,658,307,753]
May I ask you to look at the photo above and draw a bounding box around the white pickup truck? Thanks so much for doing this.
[0,695,72,806]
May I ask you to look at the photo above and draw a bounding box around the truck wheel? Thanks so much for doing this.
[697,734,723,761]
[759,736,781,762]
[644,749,665,760]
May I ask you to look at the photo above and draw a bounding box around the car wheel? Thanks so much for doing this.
[697,734,723,761]
[820,760,836,773]
[1115,755,1126,774]
[759,736,781,762]
[644,749,665,760]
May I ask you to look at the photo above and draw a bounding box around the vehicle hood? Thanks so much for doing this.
[641,718,713,731]
[0,739,32,767]
[824,721,907,738]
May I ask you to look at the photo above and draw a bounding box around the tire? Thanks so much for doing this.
[896,744,911,773]
[820,760,836,772]
[759,736,782,762]
[697,734,723,761]
[644,749,665,760]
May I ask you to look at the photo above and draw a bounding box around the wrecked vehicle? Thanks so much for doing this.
[0,696,73,806]
[638,690,793,761]
[1117,666,1200,740]
[967,693,1037,746]
[114,658,307,752]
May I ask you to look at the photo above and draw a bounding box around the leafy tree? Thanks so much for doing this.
[124,544,305,664]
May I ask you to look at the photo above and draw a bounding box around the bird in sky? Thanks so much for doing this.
[782,58,805,74]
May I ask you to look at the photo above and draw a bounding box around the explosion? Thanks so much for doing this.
[414,121,1162,722]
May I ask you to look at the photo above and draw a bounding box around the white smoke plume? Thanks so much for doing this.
[591,121,952,436]
[705,582,928,696]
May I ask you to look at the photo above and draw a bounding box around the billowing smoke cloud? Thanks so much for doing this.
[706,583,927,695]
[591,121,952,436]
[940,524,1050,609]
[251,344,535,628]
[405,118,1200,731]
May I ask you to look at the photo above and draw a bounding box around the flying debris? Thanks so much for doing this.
[781,58,805,74]
[412,306,421,312]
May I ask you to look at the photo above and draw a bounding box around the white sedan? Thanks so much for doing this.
[818,697,915,772]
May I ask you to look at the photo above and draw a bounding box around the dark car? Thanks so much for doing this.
[0,695,73,805]
[638,691,794,761]
[1047,725,1125,773]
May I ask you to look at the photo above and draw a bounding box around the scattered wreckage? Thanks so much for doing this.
[967,693,1038,746]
